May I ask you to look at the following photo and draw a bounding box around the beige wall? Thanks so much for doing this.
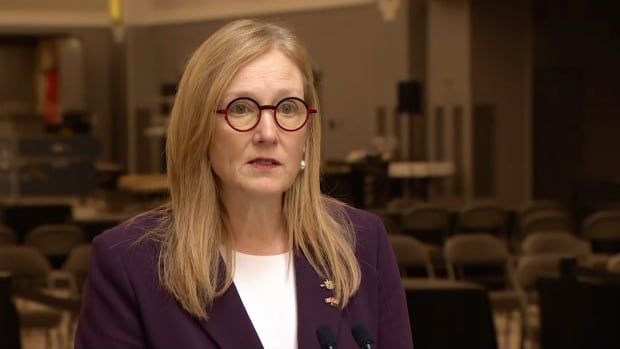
[471,0,532,206]
[0,41,37,115]
[426,0,533,206]
[427,0,473,201]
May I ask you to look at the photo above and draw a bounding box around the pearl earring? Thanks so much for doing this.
[300,160,306,171]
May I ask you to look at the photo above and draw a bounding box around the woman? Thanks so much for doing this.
[75,19,412,349]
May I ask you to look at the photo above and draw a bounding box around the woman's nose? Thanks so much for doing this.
[253,109,279,144]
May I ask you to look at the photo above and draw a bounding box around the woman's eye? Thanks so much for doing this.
[279,102,297,114]
[230,104,247,114]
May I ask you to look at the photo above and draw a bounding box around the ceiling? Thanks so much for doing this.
[0,0,107,12]
[0,0,374,27]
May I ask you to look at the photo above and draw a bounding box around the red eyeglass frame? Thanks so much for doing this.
[215,96,317,132]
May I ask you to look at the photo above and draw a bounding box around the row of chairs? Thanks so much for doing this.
[389,231,620,347]
[0,224,87,268]
[0,231,91,349]
[389,231,619,280]
[378,199,620,252]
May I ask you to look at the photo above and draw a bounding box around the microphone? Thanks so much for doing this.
[316,325,338,349]
[351,323,374,349]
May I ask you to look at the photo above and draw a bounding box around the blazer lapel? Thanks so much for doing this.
[198,254,345,348]
[294,253,344,349]
[199,260,263,348]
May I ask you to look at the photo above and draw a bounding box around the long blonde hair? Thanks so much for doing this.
[146,19,361,320]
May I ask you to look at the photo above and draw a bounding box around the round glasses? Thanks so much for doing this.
[216,97,317,132]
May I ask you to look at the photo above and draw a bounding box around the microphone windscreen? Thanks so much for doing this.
[316,325,338,348]
[351,323,374,347]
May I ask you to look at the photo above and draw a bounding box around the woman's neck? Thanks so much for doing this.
[221,192,288,255]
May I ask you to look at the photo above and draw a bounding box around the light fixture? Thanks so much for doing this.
[377,0,400,22]
[109,0,125,42]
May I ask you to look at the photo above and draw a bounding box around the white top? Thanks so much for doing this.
[232,250,298,349]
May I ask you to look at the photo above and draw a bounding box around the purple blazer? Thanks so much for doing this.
[75,206,413,348]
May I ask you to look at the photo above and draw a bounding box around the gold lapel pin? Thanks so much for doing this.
[320,279,335,290]
[324,296,339,307]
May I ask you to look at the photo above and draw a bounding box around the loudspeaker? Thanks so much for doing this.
[397,81,422,114]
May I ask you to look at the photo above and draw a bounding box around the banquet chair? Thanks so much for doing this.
[24,224,86,268]
[457,202,508,237]
[582,210,620,253]
[0,246,65,349]
[388,234,435,278]
[521,231,591,259]
[401,203,451,246]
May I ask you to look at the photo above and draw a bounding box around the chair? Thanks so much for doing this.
[582,210,620,253]
[372,211,402,235]
[388,235,435,277]
[24,224,86,268]
[0,225,17,245]
[518,200,564,220]
[3,204,72,241]
[386,197,418,212]
[444,234,516,289]
[373,197,420,229]
[444,234,529,347]
[517,254,567,290]
[63,244,92,295]
[401,203,451,246]
[515,254,573,345]
[62,243,91,341]
[457,202,508,236]
[519,209,572,235]
[607,254,620,273]
[0,246,64,348]
[521,231,591,259]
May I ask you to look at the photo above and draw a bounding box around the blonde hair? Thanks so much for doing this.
[146,19,361,320]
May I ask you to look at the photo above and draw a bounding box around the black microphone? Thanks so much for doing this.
[316,325,338,349]
[351,323,374,349]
